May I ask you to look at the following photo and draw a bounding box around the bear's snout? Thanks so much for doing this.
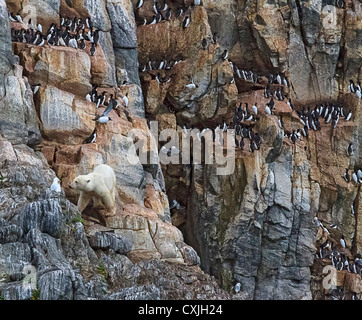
[69,185,72,189]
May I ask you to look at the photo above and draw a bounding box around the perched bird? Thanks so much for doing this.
[78,39,86,50]
[122,92,129,107]
[135,0,144,9]
[343,168,350,182]
[183,16,190,29]
[82,128,97,144]
[186,78,197,89]
[349,80,356,93]
[265,105,271,115]
[234,283,241,293]
[221,49,228,60]
[251,103,258,115]
[50,177,61,193]
[278,116,284,129]
[340,235,346,248]
[165,8,172,21]
[169,199,185,210]
[90,42,96,56]
[92,115,112,123]
[202,38,208,50]
[32,83,41,95]
[96,91,107,108]
[347,142,354,156]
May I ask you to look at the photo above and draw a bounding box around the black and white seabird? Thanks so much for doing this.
[343,168,350,182]
[92,115,112,123]
[165,8,172,21]
[202,38,208,50]
[32,83,41,95]
[122,92,129,107]
[96,91,107,108]
[221,49,228,60]
[183,16,190,28]
[90,42,96,56]
[340,235,346,248]
[186,78,197,89]
[252,103,258,115]
[212,32,218,44]
[347,142,353,156]
[265,105,271,115]
[349,80,356,93]
[83,128,97,144]
[278,116,284,129]
[135,0,144,9]
[50,177,61,193]
[78,39,86,49]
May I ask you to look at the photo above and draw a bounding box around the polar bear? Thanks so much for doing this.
[69,164,117,216]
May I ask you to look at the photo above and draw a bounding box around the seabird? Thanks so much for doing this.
[78,39,86,49]
[92,115,112,123]
[32,83,41,94]
[221,49,228,60]
[136,0,143,9]
[265,105,271,115]
[83,128,97,144]
[251,103,258,115]
[212,32,218,44]
[9,12,18,22]
[343,169,350,182]
[149,16,157,25]
[278,116,284,129]
[349,80,356,93]
[16,12,23,23]
[186,78,197,89]
[202,38,208,50]
[165,8,172,21]
[122,92,129,107]
[96,91,107,108]
[352,172,358,184]
[347,142,353,156]
[50,177,61,193]
[183,16,190,29]
[340,235,346,248]
[234,283,241,293]
[90,42,96,56]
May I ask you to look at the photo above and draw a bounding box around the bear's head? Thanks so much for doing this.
[69,175,94,192]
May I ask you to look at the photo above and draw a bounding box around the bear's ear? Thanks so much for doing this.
[87,180,91,183]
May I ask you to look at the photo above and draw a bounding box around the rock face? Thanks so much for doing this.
[2,0,362,301]
[0,0,230,300]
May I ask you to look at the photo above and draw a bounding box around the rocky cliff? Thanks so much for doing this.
[1,0,362,300]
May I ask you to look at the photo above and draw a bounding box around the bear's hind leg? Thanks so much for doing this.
[93,197,103,209]
[100,193,116,217]
[77,193,91,213]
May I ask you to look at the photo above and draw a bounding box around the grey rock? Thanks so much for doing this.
[38,269,87,300]
[89,232,132,254]
[0,222,23,244]
[13,199,64,238]
[108,285,161,300]
[0,282,33,300]
[115,48,141,86]
[107,0,137,49]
